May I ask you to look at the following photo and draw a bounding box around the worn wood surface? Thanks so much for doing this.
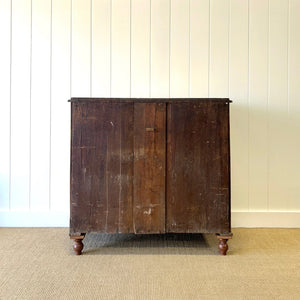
[69,98,231,104]
[70,98,231,237]
[133,103,166,233]
[166,102,230,233]
[70,102,134,235]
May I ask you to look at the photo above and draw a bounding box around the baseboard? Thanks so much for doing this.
[0,211,69,227]
[231,212,300,228]
[0,211,299,228]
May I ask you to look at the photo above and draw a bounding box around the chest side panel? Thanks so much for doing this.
[166,102,230,233]
[70,102,134,235]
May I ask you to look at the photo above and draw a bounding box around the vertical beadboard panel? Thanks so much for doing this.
[170,0,189,97]
[150,0,169,97]
[131,0,150,97]
[229,0,249,211]
[190,0,209,97]
[111,0,131,97]
[0,0,11,210]
[50,0,71,212]
[288,0,300,210]
[209,0,229,97]
[91,0,110,97]
[268,0,289,211]
[71,0,91,97]
[248,0,269,211]
[10,0,31,210]
[30,0,51,211]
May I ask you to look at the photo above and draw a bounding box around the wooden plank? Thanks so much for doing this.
[70,102,134,234]
[151,0,169,97]
[50,0,71,212]
[91,0,110,97]
[30,0,51,210]
[10,0,31,210]
[229,0,249,211]
[71,0,91,97]
[131,0,150,97]
[248,0,269,211]
[167,102,230,233]
[190,0,209,97]
[133,103,166,233]
[0,0,11,210]
[170,0,189,97]
[111,0,130,97]
[268,0,289,211]
[209,0,229,97]
[287,0,300,211]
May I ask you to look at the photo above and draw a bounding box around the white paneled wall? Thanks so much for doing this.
[0,0,299,227]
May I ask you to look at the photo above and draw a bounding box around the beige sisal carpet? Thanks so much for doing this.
[0,228,299,299]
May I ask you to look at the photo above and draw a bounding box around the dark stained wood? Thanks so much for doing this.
[73,238,84,255]
[69,98,232,254]
[69,98,231,104]
[216,234,232,255]
[133,103,166,233]
[70,102,134,235]
[166,102,230,234]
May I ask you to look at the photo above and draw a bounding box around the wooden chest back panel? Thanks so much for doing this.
[70,102,134,235]
[70,99,231,236]
[166,102,230,233]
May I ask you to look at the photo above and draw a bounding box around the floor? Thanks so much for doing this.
[0,228,299,299]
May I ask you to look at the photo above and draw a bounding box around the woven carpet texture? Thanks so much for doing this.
[0,228,299,299]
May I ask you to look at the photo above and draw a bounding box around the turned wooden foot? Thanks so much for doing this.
[216,233,232,255]
[70,234,86,255]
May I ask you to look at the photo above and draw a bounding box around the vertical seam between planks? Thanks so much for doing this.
[247,0,250,211]
[9,0,12,210]
[49,0,53,211]
[132,103,135,233]
[119,103,121,232]
[165,103,168,232]
[29,0,33,211]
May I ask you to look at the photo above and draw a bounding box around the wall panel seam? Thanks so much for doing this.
[149,0,152,97]
[247,0,250,212]
[287,0,290,114]
[267,0,270,211]
[90,0,93,97]
[70,0,72,97]
[208,0,211,97]
[9,0,12,211]
[169,0,171,97]
[29,0,33,211]
[49,0,53,211]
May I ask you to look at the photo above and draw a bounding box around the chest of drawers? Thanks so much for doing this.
[69,98,232,255]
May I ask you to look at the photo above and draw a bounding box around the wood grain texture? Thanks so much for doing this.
[133,103,166,233]
[70,102,134,235]
[166,102,230,233]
